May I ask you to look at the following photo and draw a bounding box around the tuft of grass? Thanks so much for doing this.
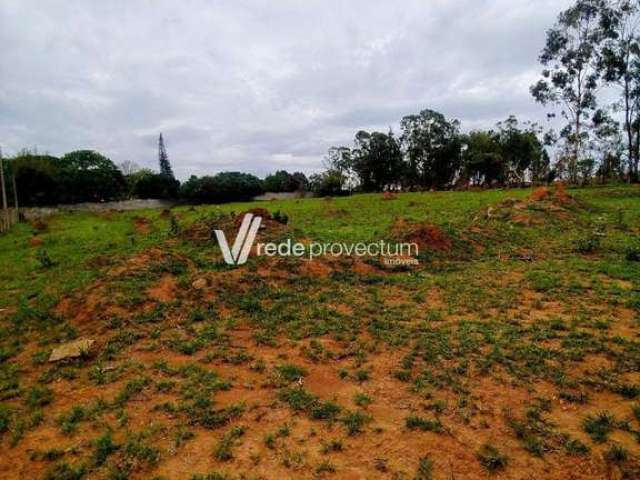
[477,444,507,472]
[276,364,307,382]
[278,387,317,411]
[320,439,343,454]
[214,426,246,461]
[43,462,86,480]
[614,383,640,399]
[25,384,53,409]
[354,392,371,407]
[605,444,628,464]
[564,438,589,456]
[93,430,119,466]
[583,411,616,443]
[341,410,371,436]
[315,460,336,474]
[310,401,341,421]
[414,456,433,480]
[113,377,150,407]
[405,415,443,433]
[264,432,276,449]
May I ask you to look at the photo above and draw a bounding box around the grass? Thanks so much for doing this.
[477,444,508,472]
[214,426,246,461]
[405,415,443,433]
[1,185,640,478]
[582,411,617,443]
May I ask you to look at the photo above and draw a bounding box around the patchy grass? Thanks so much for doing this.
[1,185,640,478]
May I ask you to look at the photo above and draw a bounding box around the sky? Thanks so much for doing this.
[0,0,574,180]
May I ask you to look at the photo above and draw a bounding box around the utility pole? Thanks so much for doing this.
[0,146,9,230]
[12,170,18,218]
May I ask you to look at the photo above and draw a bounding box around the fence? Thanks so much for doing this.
[0,208,18,234]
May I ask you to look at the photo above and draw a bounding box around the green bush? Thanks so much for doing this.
[179,172,264,204]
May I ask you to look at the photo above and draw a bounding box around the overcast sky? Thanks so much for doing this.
[0,0,573,180]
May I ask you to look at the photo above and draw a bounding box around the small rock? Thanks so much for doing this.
[49,338,95,362]
[192,278,208,289]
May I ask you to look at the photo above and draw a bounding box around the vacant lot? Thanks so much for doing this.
[1,185,639,479]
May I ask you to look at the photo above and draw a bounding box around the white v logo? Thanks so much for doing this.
[215,214,262,265]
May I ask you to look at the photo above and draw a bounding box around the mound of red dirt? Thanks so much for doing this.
[132,216,151,234]
[28,236,44,247]
[381,192,397,201]
[480,184,580,227]
[392,218,453,253]
[237,208,271,220]
[530,184,575,206]
[529,187,551,201]
[553,182,573,205]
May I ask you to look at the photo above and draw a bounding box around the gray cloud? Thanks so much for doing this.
[0,0,573,179]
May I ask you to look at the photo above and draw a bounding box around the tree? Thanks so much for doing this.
[599,0,640,181]
[494,116,546,185]
[592,108,624,180]
[10,150,61,206]
[158,133,175,179]
[531,150,552,184]
[179,172,263,204]
[462,131,504,186]
[531,0,606,183]
[119,160,141,176]
[399,109,462,190]
[58,150,126,203]
[350,130,404,192]
[308,169,346,196]
[263,170,309,192]
[290,172,309,191]
[131,171,180,199]
[462,117,547,187]
[324,146,355,190]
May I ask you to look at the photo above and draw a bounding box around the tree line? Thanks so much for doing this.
[2,135,311,207]
[318,112,551,194]
[316,0,640,193]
